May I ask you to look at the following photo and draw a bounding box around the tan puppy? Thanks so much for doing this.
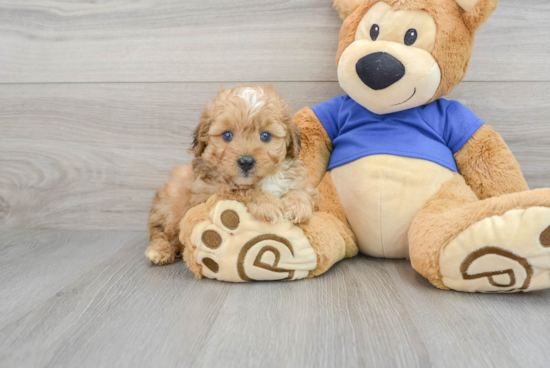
[146,85,319,265]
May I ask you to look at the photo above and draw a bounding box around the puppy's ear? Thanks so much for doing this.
[286,121,302,159]
[192,102,214,158]
[333,0,362,21]
[456,0,498,32]
[216,86,231,100]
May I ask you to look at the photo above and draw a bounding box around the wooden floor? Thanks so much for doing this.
[1,0,550,367]
[0,229,549,368]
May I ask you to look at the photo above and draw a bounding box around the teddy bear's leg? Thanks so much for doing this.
[298,211,356,277]
[409,174,550,293]
[179,202,212,279]
[182,200,319,282]
[181,192,356,282]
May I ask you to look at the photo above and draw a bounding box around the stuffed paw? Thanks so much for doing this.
[439,207,550,293]
[188,200,318,282]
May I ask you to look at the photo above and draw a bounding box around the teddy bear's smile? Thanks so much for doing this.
[392,88,416,106]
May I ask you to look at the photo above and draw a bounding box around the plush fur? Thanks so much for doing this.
[335,0,498,101]
[292,107,333,187]
[299,211,356,277]
[454,125,530,200]
[316,173,358,258]
[333,0,363,20]
[409,176,550,289]
[147,85,318,265]
[178,193,357,279]
[295,0,550,292]
[150,0,550,291]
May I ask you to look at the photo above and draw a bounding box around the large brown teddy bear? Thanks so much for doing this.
[181,0,550,292]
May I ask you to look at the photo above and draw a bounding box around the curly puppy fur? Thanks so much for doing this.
[146,85,319,265]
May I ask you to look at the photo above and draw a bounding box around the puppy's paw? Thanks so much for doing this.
[247,200,285,223]
[283,197,313,224]
[146,244,176,265]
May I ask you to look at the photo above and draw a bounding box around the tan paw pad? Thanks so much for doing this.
[202,257,220,273]
[460,247,532,291]
[220,209,240,230]
[190,200,317,282]
[440,207,550,293]
[540,226,550,247]
[201,230,222,249]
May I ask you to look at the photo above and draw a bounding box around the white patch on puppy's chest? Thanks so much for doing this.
[259,160,298,198]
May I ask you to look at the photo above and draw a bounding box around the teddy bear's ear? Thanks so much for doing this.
[455,0,498,32]
[455,0,480,12]
[333,0,363,21]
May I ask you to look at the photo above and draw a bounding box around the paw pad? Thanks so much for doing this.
[202,257,220,273]
[201,230,222,249]
[190,200,317,282]
[460,247,533,291]
[220,209,240,230]
[440,207,550,293]
[237,235,296,281]
[540,225,550,247]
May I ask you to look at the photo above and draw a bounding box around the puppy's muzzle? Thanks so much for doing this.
[356,52,405,90]
[237,155,255,173]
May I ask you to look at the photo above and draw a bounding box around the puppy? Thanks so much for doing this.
[146,85,319,265]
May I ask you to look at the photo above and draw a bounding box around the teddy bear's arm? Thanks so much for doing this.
[454,125,529,200]
[294,107,333,188]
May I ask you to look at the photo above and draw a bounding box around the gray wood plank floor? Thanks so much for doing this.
[1,229,549,368]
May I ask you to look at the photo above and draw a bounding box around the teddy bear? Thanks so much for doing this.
[181,0,550,293]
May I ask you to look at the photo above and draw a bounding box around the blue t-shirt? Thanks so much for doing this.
[311,95,484,172]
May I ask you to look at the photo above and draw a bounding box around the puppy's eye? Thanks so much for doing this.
[260,132,271,142]
[404,29,417,46]
[370,24,380,41]
[222,131,233,142]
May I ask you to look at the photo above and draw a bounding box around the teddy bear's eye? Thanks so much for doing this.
[404,29,418,46]
[370,24,380,41]
[222,131,233,142]
[260,132,271,142]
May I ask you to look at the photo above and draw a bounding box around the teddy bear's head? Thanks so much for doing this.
[333,0,498,114]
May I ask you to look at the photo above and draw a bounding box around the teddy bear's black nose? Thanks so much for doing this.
[238,155,255,173]
[356,52,405,90]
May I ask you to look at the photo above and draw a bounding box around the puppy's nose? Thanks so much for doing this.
[237,155,255,172]
[356,52,405,90]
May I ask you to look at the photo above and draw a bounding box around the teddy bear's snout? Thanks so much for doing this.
[355,52,405,90]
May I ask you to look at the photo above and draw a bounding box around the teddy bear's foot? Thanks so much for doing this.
[189,200,318,282]
[439,207,550,293]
